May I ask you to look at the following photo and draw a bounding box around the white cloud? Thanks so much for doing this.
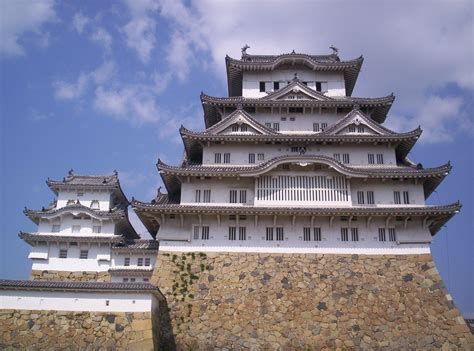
[0,0,56,56]
[90,27,113,51]
[72,12,91,34]
[121,0,158,64]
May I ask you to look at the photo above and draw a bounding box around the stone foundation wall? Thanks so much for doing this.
[0,310,155,350]
[30,270,111,282]
[152,252,473,350]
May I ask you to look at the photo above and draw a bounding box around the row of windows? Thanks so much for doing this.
[195,189,211,203]
[123,277,149,282]
[248,153,265,163]
[368,153,384,164]
[356,191,410,205]
[123,257,151,266]
[348,125,365,133]
[214,153,231,164]
[259,81,328,93]
[194,189,248,204]
[264,122,280,131]
[231,124,248,132]
[67,199,100,209]
[52,225,102,233]
[394,191,410,205]
[333,153,350,164]
[59,249,89,259]
[193,226,396,242]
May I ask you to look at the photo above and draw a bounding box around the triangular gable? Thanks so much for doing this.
[204,109,278,135]
[322,109,396,136]
[262,80,332,101]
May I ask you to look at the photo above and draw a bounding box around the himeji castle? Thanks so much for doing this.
[132,47,459,255]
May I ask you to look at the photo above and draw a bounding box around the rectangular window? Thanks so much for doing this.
[241,125,248,132]
[388,228,396,241]
[348,125,356,133]
[249,153,255,164]
[376,154,384,164]
[143,278,149,282]
[52,224,60,233]
[266,227,274,241]
[214,153,222,164]
[265,122,272,128]
[123,278,129,282]
[193,226,200,240]
[238,227,246,240]
[231,124,239,132]
[316,82,322,92]
[229,226,236,240]
[333,153,341,162]
[313,123,320,132]
[92,226,101,233]
[239,190,247,203]
[124,257,130,266]
[59,249,68,259]
[394,191,401,204]
[145,258,151,266]
[303,227,311,241]
[273,81,280,91]
[357,191,365,204]
[289,117,296,121]
[314,227,322,241]
[281,117,287,121]
[195,189,201,203]
[223,153,230,164]
[378,228,386,242]
[259,81,265,92]
[72,225,81,233]
[368,154,375,164]
[258,153,265,161]
[137,258,143,266]
[351,228,359,241]
[201,226,210,240]
[77,192,84,197]
[80,250,88,259]
[291,146,299,153]
[130,278,136,282]
[341,228,349,242]
[367,191,374,205]
[289,107,304,113]
[230,190,237,203]
[273,123,280,131]
[276,227,284,241]
[357,125,365,133]
[403,191,410,204]
[203,190,211,203]
[342,154,350,164]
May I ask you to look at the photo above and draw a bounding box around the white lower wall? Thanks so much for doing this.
[0,290,156,312]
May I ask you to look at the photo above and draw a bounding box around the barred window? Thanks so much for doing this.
[378,228,386,242]
[368,154,375,164]
[195,189,201,202]
[341,228,349,241]
[265,122,272,128]
[240,190,247,203]
[80,250,88,259]
[388,228,396,242]
[145,258,151,266]
[342,154,350,164]
[357,191,365,204]
[321,122,327,130]
[348,125,356,133]
[231,125,239,132]
[239,227,247,240]
[266,227,274,241]
[314,227,322,241]
[193,226,200,240]
[376,154,384,164]
[367,191,374,205]
[230,190,237,203]
[394,191,401,204]
[214,153,222,164]
[93,226,102,233]
[228,226,236,240]
[357,125,365,133]
[203,190,211,203]
[124,257,130,266]
[273,123,280,131]
[52,224,60,233]
[403,191,410,204]
[351,228,359,241]
[137,258,143,266]
[333,153,341,162]
[249,153,255,164]
[201,226,210,240]
[303,227,311,241]
[223,153,230,164]
[59,249,68,259]
[240,125,248,132]
[258,153,265,161]
[313,123,320,132]
[276,227,284,241]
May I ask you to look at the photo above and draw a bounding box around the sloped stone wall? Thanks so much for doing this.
[0,310,155,350]
[30,270,111,282]
[152,252,473,350]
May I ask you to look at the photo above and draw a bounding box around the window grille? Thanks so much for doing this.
[342,154,350,164]
[223,153,230,164]
[123,278,129,282]
[313,123,320,132]
[403,191,409,204]
[214,153,221,163]
[348,125,356,133]
[137,258,143,266]
[376,154,384,164]
[273,123,280,131]
[276,227,284,241]
[93,226,101,233]
[357,191,365,204]
[203,190,211,203]
[388,228,396,241]
[240,125,248,132]
[249,153,255,164]
[201,226,209,240]
[357,125,365,133]
[378,228,386,241]
[239,227,247,240]
[351,228,359,241]
[265,122,271,128]
[124,257,130,266]
[367,191,374,205]
[321,122,327,130]
[333,153,341,162]
[59,249,68,259]
[368,154,375,164]
[341,228,349,241]
[52,224,60,233]
[266,227,274,241]
[258,153,265,161]
[231,125,239,132]
[273,81,280,90]
[394,191,401,204]
[303,227,311,241]
[195,189,201,203]
[193,226,200,240]
[239,190,247,203]
[145,258,151,266]
[314,227,322,241]
[230,190,237,203]
[80,250,88,259]
[228,227,236,240]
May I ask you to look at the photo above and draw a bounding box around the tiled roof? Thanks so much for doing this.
[112,239,159,251]
[24,203,127,223]
[0,279,159,293]
[19,232,124,245]
[226,53,363,97]
[108,268,154,276]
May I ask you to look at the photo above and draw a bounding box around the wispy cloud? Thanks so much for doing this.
[0,0,56,57]
[72,12,91,34]
[90,27,113,52]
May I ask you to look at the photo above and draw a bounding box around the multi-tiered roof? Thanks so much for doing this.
[133,48,459,245]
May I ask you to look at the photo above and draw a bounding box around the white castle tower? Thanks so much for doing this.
[132,47,459,254]
[22,170,158,282]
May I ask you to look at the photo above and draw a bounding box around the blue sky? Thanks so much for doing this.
[0,0,473,317]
